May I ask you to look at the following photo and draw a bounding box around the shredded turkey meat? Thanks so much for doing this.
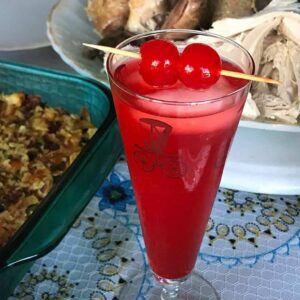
[250,32,300,124]
[208,4,300,125]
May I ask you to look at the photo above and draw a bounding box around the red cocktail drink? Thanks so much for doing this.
[107,30,254,299]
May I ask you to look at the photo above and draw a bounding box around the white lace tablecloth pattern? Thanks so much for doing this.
[10,160,300,300]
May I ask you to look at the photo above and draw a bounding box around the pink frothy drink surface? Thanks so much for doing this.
[110,58,248,279]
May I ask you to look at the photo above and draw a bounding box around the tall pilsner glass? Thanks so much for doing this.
[107,30,254,299]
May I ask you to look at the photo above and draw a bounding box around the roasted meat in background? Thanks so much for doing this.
[85,0,272,61]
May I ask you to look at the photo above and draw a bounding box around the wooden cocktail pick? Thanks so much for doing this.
[83,43,280,85]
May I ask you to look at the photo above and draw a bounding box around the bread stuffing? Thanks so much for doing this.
[0,92,96,247]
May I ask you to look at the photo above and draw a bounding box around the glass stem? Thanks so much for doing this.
[161,280,179,299]
[155,274,188,300]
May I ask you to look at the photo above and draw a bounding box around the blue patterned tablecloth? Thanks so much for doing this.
[10,159,300,300]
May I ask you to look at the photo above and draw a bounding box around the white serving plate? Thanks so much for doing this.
[222,121,300,195]
[47,0,300,195]
[0,0,57,51]
[47,0,108,83]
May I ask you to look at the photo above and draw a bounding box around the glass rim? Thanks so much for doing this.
[107,29,255,106]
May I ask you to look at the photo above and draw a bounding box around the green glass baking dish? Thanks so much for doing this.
[0,61,122,299]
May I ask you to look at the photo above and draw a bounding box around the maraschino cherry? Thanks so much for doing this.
[139,40,221,89]
[139,39,179,87]
[178,43,221,89]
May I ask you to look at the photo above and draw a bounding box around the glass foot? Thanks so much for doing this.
[118,269,220,300]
